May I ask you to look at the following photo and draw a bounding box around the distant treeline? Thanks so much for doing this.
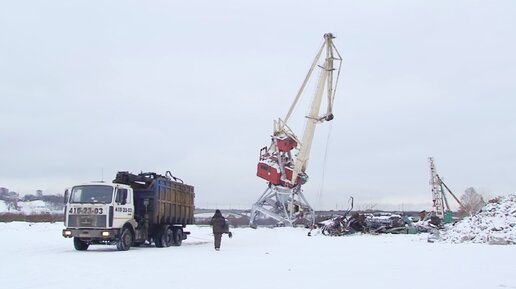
[0,212,64,223]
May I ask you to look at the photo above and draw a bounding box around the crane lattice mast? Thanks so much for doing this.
[428,157,465,221]
[429,157,446,219]
[250,33,342,228]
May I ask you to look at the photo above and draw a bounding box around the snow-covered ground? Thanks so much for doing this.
[1,222,515,289]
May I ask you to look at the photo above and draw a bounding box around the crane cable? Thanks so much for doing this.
[315,42,341,209]
[315,121,334,209]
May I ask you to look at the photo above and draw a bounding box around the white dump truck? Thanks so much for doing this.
[62,171,195,251]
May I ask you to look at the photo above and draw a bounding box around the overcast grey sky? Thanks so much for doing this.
[1,0,515,211]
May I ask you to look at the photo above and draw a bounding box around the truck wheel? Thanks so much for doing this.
[117,228,133,251]
[162,226,173,247]
[172,228,183,246]
[154,230,164,248]
[73,237,89,251]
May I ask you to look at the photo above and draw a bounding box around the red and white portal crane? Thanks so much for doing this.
[250,33,342,228]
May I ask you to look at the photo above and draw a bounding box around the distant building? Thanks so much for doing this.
[0,188,19,202]
[5,192,19,201]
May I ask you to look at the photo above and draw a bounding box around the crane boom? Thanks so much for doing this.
[291,33,340,184]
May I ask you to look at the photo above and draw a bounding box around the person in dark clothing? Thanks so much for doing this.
[210,209,231,251]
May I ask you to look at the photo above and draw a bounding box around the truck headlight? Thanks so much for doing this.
[101,231,110,237]
[63,230,72,237]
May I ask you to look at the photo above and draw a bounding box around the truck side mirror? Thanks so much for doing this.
[115,190,121,204]
[116,189,128,205]
[63,189,69,204]
[121,190,127,205]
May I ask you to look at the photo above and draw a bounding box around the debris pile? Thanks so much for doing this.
[440,194,516,245]
[317,212,424,236]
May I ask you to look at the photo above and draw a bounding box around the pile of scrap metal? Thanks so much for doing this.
[317,209,443,236]
[315,197,364,236]
[364,213,411,234]
[319,212,367,236]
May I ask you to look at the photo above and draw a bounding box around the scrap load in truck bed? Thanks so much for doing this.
[113,171,195,226]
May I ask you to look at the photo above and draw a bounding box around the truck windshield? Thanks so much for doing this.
[70,185,113,204]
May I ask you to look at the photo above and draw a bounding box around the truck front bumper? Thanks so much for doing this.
[62,228,120,240]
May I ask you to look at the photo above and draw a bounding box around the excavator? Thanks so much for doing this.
[250,33,342,228]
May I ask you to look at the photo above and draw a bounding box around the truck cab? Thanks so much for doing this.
[63,182,137,251]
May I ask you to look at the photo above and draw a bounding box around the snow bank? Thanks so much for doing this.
[0,201,7,212]
[17,200,51,214]
[440,194,516,245]
[0,200,62,214]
